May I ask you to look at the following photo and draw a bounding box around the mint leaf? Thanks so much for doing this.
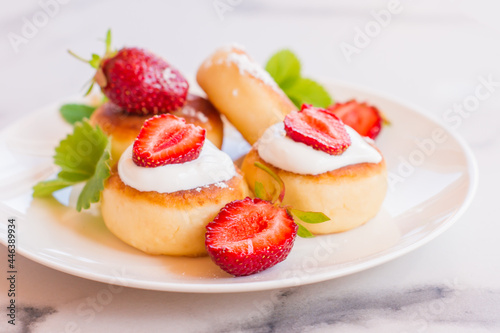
[265,49,333,108]
[60,104,96,125]
[296,222,314,238]
[33,178,76,197]
[32,120,111,212]
[265,49,301,89]
[254,181,269,201]
[76,140,111,211]
[284,78,333,108]
[289,208,330,224]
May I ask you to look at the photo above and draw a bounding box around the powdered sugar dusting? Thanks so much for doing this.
[183,105,209,123]
[214,181,228,189]
[224,52,280,91]
[193,182,231,191]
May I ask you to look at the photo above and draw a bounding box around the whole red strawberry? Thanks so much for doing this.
[205,162,330,277]
[284,104,351,155]
[97,47,188,114]
[205,197,298,277]
[69,30,188,115]
[327,100,384,139]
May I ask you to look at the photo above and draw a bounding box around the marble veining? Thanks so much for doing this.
[212,286,500,333]
[17,306,57,333]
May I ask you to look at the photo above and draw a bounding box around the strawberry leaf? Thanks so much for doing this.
[60,104,97,125]
[54,121,108,177]
[76,140,111,211]
[296,222,314,238]
[32,120,112,212]
[58,170,92,182]
[254,181,270,201]
[33,178,76,197]
[289,208,330,224]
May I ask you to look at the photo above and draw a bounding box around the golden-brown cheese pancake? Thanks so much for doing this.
[101,167,250,256]
[241,147,387,234]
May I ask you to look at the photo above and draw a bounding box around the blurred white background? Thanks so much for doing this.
[1,0,499,134]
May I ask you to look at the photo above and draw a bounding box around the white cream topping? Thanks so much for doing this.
[118,140,236,193]
[257,123,382,175]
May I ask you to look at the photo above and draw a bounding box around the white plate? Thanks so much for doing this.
[0,80,478,293]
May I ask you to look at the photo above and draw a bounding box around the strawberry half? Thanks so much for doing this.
[132,114,205,167]
[284,104,351,155]
[205,197,298,277]
[98,47,188,114]
[327,100,383,139]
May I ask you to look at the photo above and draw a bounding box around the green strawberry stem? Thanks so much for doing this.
[104,29,112,54]
[67,29,115,95]
[254,161,285,205]
[254,181,271,201]
[381,111,392,126]
[67,50,90,63]
[252,161,331,239]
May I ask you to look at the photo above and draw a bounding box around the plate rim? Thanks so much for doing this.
[0,78,479,293]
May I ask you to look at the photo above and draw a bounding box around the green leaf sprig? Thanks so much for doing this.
[265,50,333,108]
[33,120,112,212]
[253,162,330,238]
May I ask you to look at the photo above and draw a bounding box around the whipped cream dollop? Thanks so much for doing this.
[257,123,382,175]
[118,140,236,193]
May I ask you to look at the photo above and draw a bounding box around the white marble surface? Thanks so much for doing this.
[1,0,500,332]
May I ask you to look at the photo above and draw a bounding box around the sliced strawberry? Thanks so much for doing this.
[284,104,351,155]
[327,100,383,139]
[132,114,205,167]
[205,197,298,277]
